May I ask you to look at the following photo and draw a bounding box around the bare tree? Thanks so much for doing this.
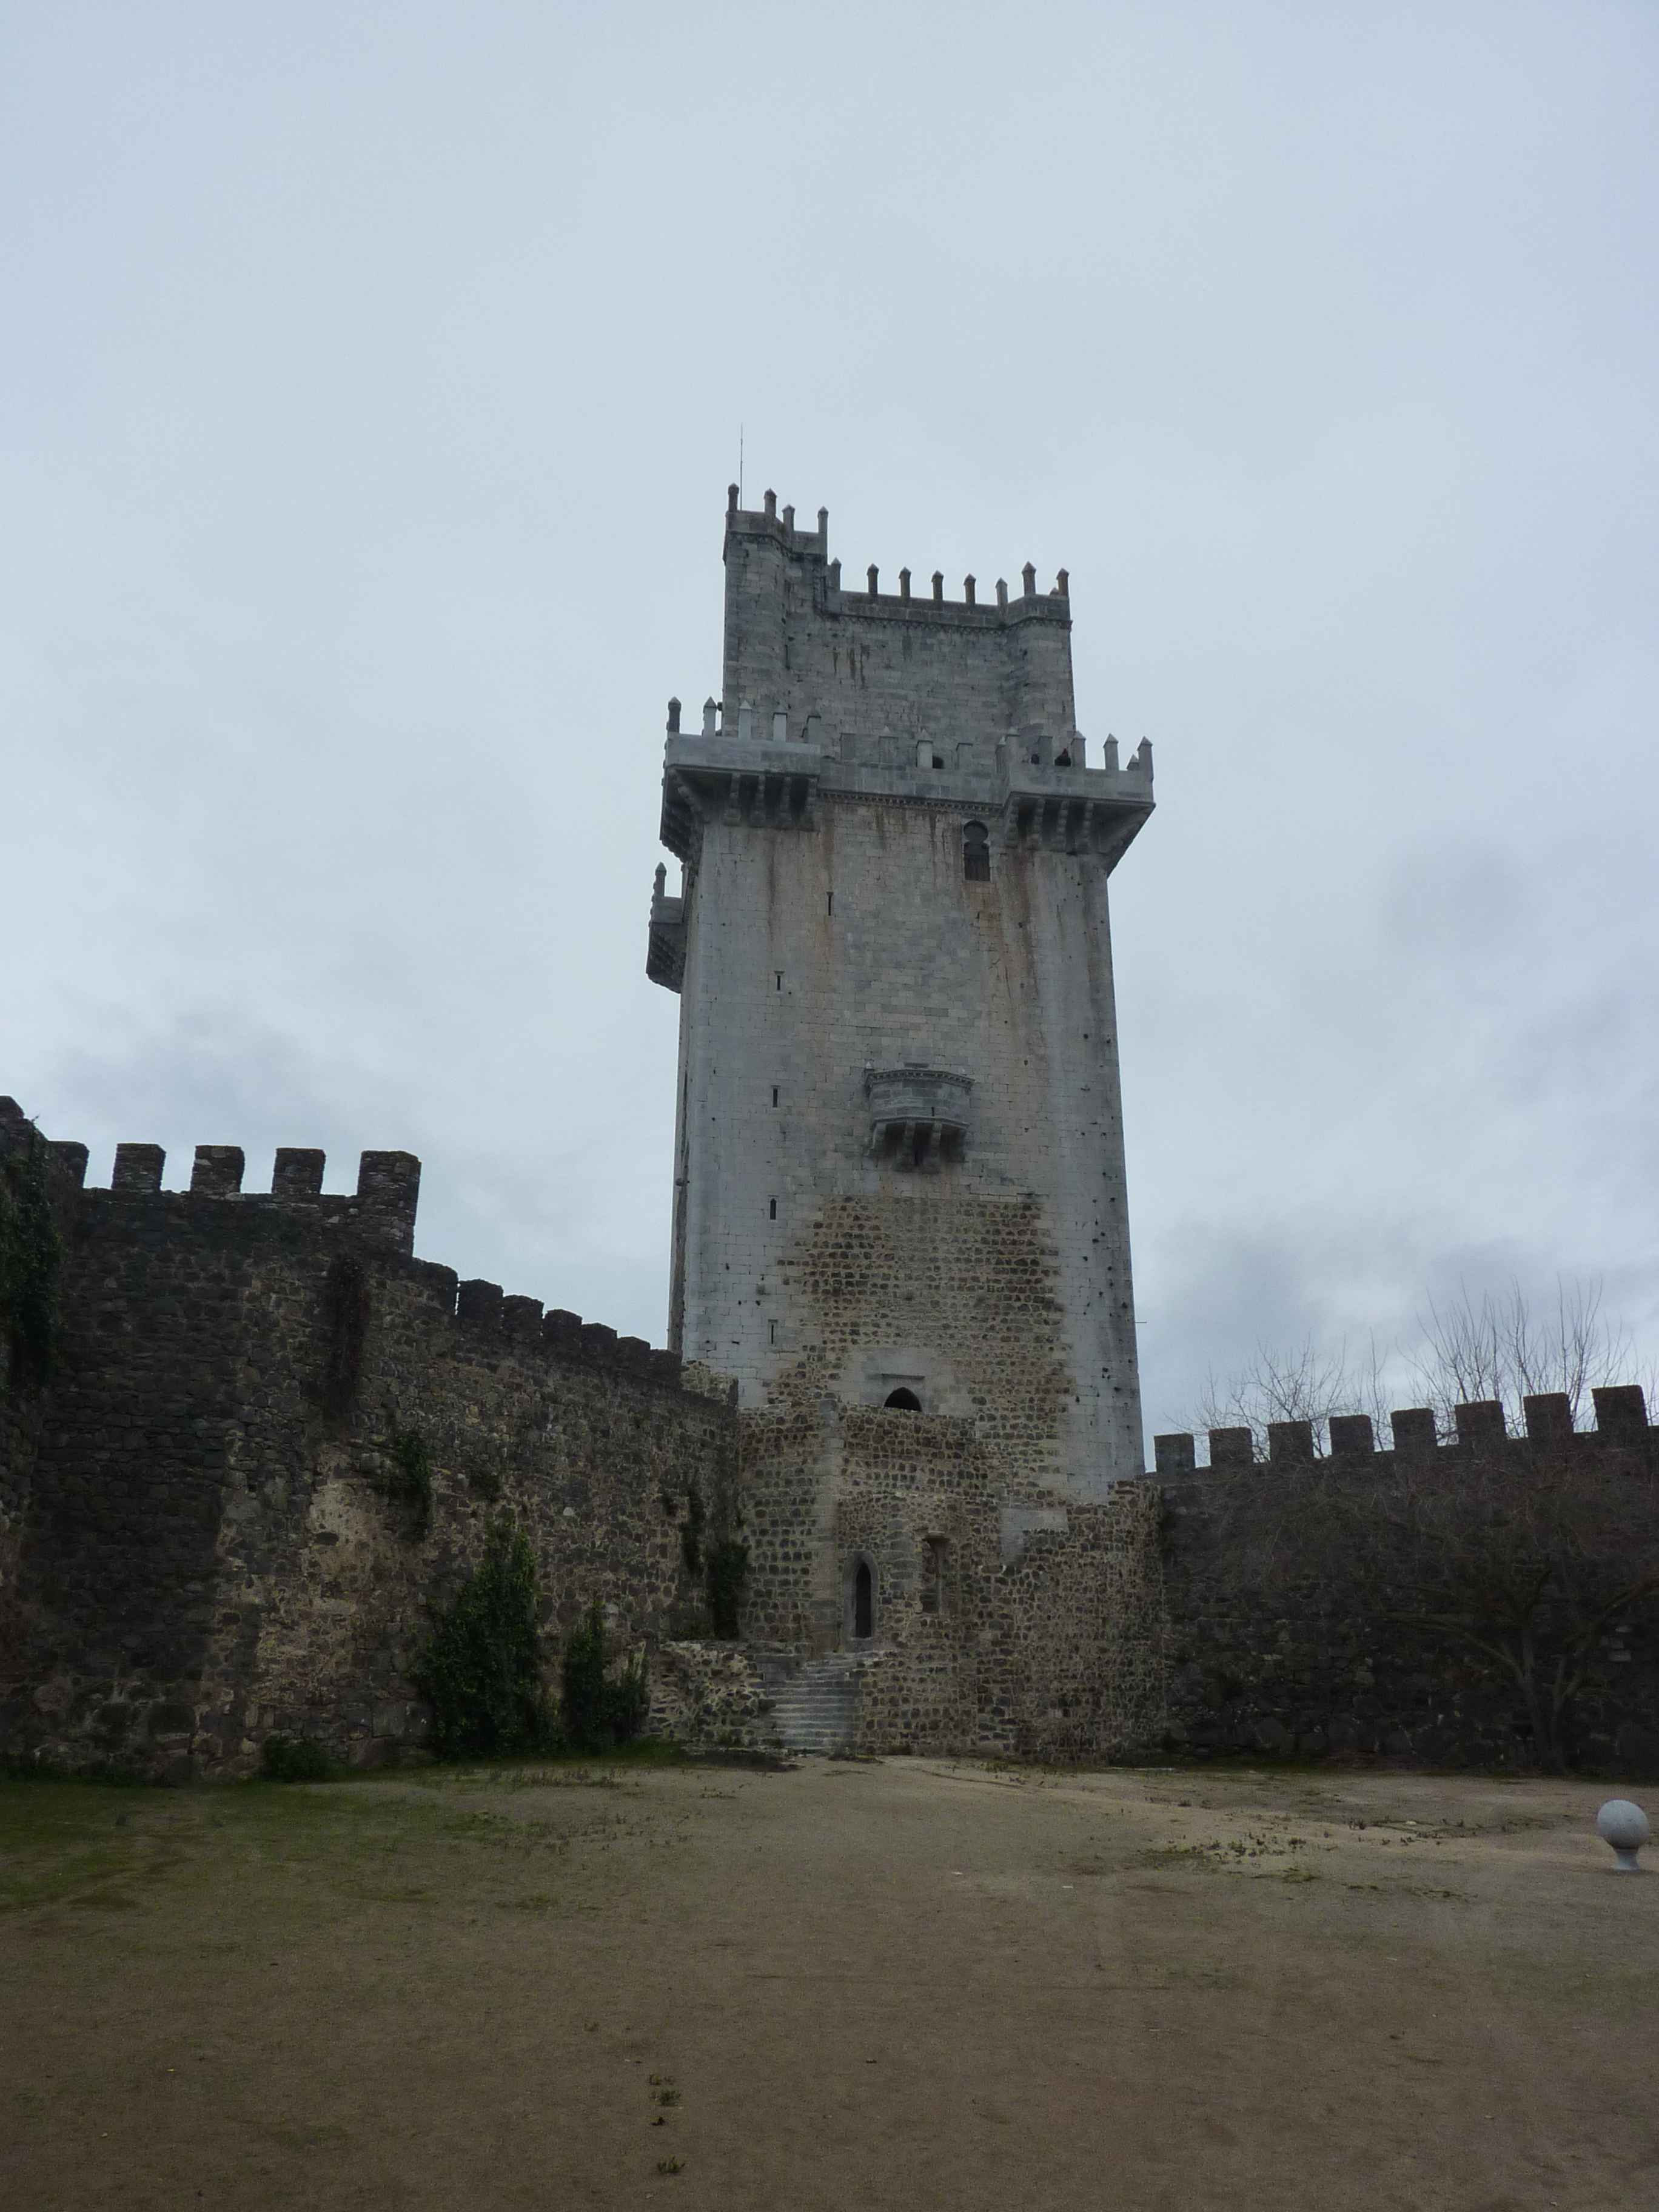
[1188,1276,1651,1454]
[1176,1278,1659,1771]
[1195,1333,1392,1461]
[1411,1277,1642,1438]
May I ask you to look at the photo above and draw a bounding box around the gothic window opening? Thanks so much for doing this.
[964,820,990,882]
[884,1387,922,1412]
[853,1559,874,1640]
[920,1536,949,1615]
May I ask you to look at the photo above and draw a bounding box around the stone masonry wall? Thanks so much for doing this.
[0,1101,83,1705]
[840,1476,1164,1761]
[720,497,1077,760]
[0,1117,739,1779]
[737,1381,1165,1759]
[674,799,1143,1492]
[1155,1403,1659,1776]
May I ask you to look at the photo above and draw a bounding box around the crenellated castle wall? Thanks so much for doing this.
[7,1090,1656,1777]
[1153,1399,1659,1774]
[0,1099,737,1778]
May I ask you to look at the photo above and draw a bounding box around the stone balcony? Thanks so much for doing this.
[646,864,685,993]
[863,1065,973,1170]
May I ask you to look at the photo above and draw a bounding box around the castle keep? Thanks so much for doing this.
[652,487,1150,1500]
[2,486,1655,1778]
[642,488,1162,1743]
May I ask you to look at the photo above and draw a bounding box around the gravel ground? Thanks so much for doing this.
[2,1754,1653,2210]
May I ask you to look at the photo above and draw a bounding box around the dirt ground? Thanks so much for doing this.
[1,1754,1654,2211]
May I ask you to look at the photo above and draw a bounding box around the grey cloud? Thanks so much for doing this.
[4,4,1656,1458]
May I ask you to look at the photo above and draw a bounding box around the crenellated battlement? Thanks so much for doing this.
[717,486,1082,773]
[648,485,1152,889]
[1153,1386,1654,1476]
[438,1274,694,1394]
[723,484,1071,628]
[0,1098,423,1260]
[0,1093,715,1406]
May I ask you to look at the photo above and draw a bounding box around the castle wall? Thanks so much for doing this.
[833,1451,1165,1760]
[736,1391,1164,1757]
[1155,1407,1659,1775]
[0,1122,737,1778]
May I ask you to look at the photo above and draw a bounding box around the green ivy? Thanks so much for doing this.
[560,1602,649,1752]
[0,1128,61,1392]
[415,1520,551,1760]
[705,1538,749,1638]
[389,1423,434,1538]
[678,1477,706,1576]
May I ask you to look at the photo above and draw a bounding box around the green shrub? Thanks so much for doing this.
[560,1603,649,1753]
[261,1735,334,1782]
[416,1521,550,1759]
[678,1478,706,1577]
[705,1538,749,1638]
[389,1423,434,1538]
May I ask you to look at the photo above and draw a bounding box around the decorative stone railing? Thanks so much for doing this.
[863,1066,973,1168]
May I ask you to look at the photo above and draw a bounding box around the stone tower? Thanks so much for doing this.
[647,486,1154,1526]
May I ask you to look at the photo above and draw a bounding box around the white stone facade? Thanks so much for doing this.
[649,489,1153,1502]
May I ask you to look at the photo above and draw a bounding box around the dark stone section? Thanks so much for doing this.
[190,1147,246,1196]
[272,1149,325,1201]
[1159,1419,1659,1775]
[1594,1386,1649,1442]
[1456,1399,1506,1446]
[112,1144,165,1193]
[0,1115,739,1779]
[1392,1407,1437,1455]
[1524,1392,1573,1440]
[1267,1421,1313,1464]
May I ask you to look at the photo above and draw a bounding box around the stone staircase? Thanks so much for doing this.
[757,1651,866,1755]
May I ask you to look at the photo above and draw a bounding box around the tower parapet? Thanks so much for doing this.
[649,492,1151,886]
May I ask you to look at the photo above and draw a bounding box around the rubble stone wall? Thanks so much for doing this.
[0,1110,738,1778]
[1156,1412,1659,1776]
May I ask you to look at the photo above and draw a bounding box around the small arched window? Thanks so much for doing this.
[884,1387,922,1412]
[853,1560,874,1640]
[964,820,990,882]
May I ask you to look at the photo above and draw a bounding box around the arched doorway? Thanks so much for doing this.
[883,1387,921,1411]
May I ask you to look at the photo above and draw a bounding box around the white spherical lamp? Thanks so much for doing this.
[1596,1799,1651,1874]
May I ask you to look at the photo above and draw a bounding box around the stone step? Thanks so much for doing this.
[751,1650,867,1753]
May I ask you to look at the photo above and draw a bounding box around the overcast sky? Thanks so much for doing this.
[4,2,1655,1451]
